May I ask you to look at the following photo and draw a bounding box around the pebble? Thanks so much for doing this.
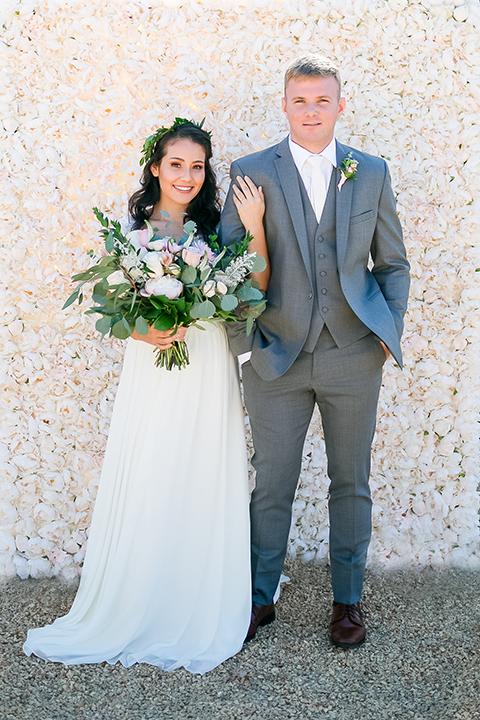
[1,561,480,719]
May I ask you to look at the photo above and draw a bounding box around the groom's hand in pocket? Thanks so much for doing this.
[380,340,391,359]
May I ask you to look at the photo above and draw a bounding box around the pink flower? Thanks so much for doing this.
[337,172,348,192]
[127,227,153,249]
[159,250,174,267]
[182,246,203,267]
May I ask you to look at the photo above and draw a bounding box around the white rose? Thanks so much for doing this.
[106,270,125,286]
[129,267,143,280]
[144,252,165,278]
[147,238,171,251]
[216,281,228,295]
[144,276,183,299]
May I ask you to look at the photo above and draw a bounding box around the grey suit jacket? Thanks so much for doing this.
[219,138,410,381]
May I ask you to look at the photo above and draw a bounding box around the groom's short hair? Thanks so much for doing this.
[284,56,342,97]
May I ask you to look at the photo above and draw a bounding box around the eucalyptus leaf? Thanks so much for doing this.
[246,315,255,336]
[96,316,112,336]
[111,317,132,339]
[135,316,150,335]
[190,300,216,319]
[237,285,263,302]
[181,265,197,284]
[62,289,79,310]
[183,220,196,235]
[250,254,267,273]
[93,280,108,297]
[220,295,238,311]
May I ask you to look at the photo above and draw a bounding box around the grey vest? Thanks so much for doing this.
[302,171,370,353]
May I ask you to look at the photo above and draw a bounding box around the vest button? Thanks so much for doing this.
[318,253,326,259]
[308,292,313,299]
[321,288,328,295]
[320,271,326,277]
[322,307,329,313]
[317,236,324,242]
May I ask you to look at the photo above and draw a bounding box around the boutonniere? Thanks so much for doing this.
[337,152,359,192]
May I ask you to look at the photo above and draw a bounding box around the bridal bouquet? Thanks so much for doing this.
[63,209,266,369]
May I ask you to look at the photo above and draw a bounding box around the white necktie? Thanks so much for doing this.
[305,155,327,222]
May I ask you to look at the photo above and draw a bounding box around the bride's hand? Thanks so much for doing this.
[232,175,265,234]
[131,325,187,349]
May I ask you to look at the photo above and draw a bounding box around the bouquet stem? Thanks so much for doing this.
[154,340,190,370]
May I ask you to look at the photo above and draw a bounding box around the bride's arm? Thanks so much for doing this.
[232,176,270,291]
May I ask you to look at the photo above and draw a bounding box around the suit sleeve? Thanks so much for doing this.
[370,162,410,342]
[218,161,256,357]
[219,161,247,247]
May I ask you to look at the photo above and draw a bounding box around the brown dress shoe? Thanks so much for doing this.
[245,601,275,641]
[330,601,366,649]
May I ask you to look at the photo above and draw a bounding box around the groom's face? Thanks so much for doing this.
[282,75,346,153]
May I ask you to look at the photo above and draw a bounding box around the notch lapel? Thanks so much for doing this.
[335,142,354,271]
[273,139,312,280]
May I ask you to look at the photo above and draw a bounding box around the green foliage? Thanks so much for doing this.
[250,254,267,273]
[135,316,149,335]
[112,318,132,339]
[95,316,112,337]
[190,300,216,319]
[181,265,197,285]
[220,295,238,311]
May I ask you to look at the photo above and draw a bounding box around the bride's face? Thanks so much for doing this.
[151,139,206,209]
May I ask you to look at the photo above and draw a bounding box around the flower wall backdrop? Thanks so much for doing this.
[0,0,479,579]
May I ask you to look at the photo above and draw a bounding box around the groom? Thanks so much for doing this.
[220,56,410,648]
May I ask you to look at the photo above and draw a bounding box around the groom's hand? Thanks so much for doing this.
[380,340,391,359]
[232,175,265,235]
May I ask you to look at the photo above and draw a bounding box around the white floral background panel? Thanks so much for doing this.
[0,0,479,579]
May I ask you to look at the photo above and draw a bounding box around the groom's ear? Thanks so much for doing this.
[337,96,346,117]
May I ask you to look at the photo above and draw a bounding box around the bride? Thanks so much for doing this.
[23,119,268,674]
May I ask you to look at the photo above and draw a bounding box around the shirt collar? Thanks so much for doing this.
[288,135,337,171]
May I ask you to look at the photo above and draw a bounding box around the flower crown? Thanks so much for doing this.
[139,117,210,166]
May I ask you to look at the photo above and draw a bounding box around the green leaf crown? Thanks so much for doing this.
[139,117,211,166]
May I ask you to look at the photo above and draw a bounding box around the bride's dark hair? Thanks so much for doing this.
[128,122,221,237]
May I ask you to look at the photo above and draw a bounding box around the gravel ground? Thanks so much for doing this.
[1,561,479,720]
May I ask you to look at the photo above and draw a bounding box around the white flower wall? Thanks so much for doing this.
[0,0,479,578]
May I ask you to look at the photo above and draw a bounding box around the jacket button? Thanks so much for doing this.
[308,292,313,299]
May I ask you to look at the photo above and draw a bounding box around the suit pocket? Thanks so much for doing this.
[350,209,374,225]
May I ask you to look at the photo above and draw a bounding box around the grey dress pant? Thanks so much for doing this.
[242,328,386,606]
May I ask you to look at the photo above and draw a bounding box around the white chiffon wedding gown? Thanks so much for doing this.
[23,322,251,674]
